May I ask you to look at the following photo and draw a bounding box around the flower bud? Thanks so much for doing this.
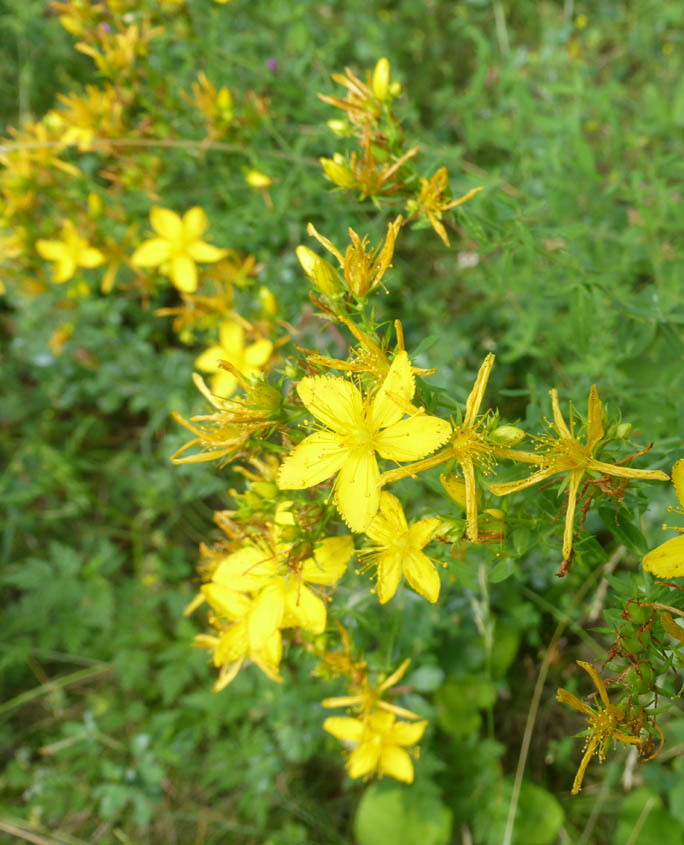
[372,57,391,101]
[250,382,281,411]
[320,157,356,189]
[616,422,633,439]
[296,245,339,295]
[245,169,272,189]
[258,285,277,316]
[326,119,349,136]
[489,425,526,447]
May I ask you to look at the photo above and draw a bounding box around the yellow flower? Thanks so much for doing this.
[557,660,640,795]
[206,504,354,637]
[36,220,104,283]
[643,459,684,578]
[360,491,441,604]
[406,167,483,247]
[371,57,391,101]
[324,710,427,783]
[131,207,227,293]
[322,656,417,718]
[195,586,283,691]
[380,354,533,543]
[195,319,273,399]
[305,217,401,297]
[277,351,452,532]
[489,385,669,565]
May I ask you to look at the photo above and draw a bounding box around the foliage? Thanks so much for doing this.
[2,1,684,843]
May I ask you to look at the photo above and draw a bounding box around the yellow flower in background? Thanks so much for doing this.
[131,206,227,293]
[324,710,427,783]
[406,167,483,247]
[277,351,452,533]
[643,459,684,577]
[489,385,669,565]
[557,660,640,795]
[195,319,273,399]
[36,220,104,283]
[360,491,441,604]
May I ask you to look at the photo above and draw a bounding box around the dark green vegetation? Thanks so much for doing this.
[2,1,684,842]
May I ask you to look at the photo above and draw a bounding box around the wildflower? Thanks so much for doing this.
[489,385,669,565]
[207,504,354,636]
[195,585,283,690]
[305,217,402,298]
[359,491,441,604]
[244,169,273,190]
[405,167,483,247]
[557,660,640,795]
[36,220,104,283]
[643,459,684,578]
[324,709,427,783]
[171,373,278,465]
[54,84,124,152]
[380,354,533,543]
[195,319,273,399]
[131,206,227,293]
[277,350,452,532]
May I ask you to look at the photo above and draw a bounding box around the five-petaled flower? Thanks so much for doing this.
[360,491,441,604]
[277,350,452,532]
[488,385,669,566]
[36,220,104,283]
[323,710,427,783]
[131,206,226,293]
[195,319,273,399]
[557,660,641,795]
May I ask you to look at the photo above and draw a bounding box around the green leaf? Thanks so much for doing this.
[598,507,649,556]
[355,783,452,845]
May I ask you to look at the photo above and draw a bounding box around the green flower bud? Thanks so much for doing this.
[616,422,633,439]
[489,425,526,447]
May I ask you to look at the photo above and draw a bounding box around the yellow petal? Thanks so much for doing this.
[283,582,326,633]
[403,550,440,602]
[488,467,557,497]
[251,629,283,682]
[390,719,427,746]
[576,660,610,707]
[643,534,684,578]
[297,376,364,433]
[150,206,182,240]
[218,320,244,356]
[375,414,451,462]
[131,238,171,266]
[586,385,604,450]
[170,255,198,292]
[549,389,572,439]
[213,658,244,691]
[348,742,381,779]
[376,491,408,532]
[376,551,402,604]
[303,535,355,584]
[571,735,599,795]
[53,257,76,283]
[335,450,380,532]
[80,247,104,268]
[556,687,594,717]
[215,622,249,665]
[195,344,224,373]
[187,240,226,262]
[36,239,66,261]
[463,354,494,429]
[587,458,669,483]
[323,716,364,742]
[673,459,684,509]
[278,431,348,489]
[369,350,414,430]
[201,582,251,619]
[562,470,584,561]
[182,206,208,240]
[462,456,479,543]
[212,545,276,590]
[248,582,285,649]
[379,745,414,783]
[210,368,238,399]
[244,339,273,370]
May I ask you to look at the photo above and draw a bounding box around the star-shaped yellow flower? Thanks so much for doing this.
[557,660,640,795]
[277,351,452,532]
[131,206,226,293]
[36,220,104,283]
[380,354,534,543]
[489,385,669,565]
[195,320,273,399]
[360,491,441,604]
[324,710,427,783]
[643,459,684,578]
